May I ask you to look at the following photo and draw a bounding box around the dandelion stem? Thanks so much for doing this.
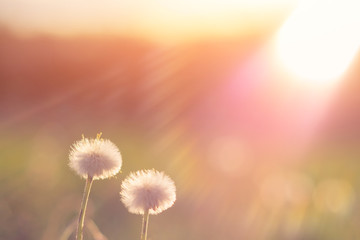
[76,176,93,240]
[141,209,150,240]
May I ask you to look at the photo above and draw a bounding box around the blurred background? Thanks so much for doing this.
[0,0,360,239]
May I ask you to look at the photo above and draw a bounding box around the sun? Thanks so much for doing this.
[275,0,360,86]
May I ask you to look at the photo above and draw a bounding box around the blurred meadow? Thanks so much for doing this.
[0,0,360,239]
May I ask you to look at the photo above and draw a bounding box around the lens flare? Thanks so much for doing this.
[275,0,360,85]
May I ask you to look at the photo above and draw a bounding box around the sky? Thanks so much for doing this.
[0,0,296,41]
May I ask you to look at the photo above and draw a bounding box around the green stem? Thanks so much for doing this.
[76,176,94,240]
[141,209,150,240]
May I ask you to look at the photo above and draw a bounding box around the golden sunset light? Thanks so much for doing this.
[275,0,360,86]
[0,0,296,42]
[1,0,360,239]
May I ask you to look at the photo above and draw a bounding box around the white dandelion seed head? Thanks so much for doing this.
[69,135,122,180]
[120,169,176,215]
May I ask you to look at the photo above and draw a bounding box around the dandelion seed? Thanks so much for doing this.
[69,134,122,180]
[69,134,122,240]
[120,169,176,240]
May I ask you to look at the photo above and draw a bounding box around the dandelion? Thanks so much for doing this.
[69,133,122,180]
[69,133,122,240]
[120,169,176,240]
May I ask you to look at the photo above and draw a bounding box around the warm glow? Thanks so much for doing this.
[0,0,296,42]
[276,0,360,85]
